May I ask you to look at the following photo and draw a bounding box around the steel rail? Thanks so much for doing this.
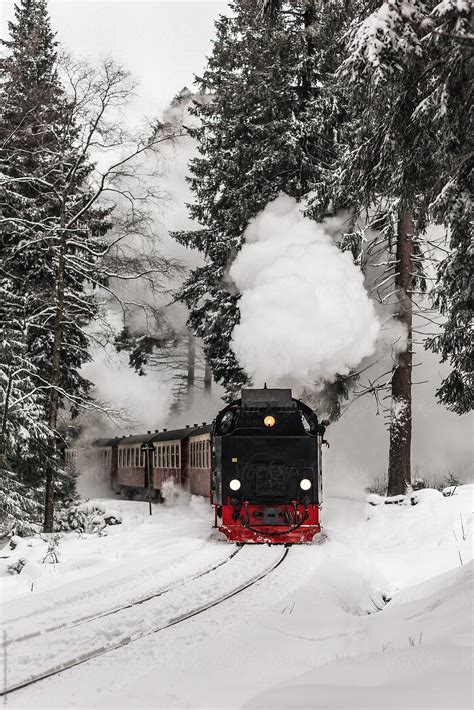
[5,545,243,646]
[1,547,289,697]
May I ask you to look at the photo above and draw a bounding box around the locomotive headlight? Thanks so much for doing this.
[300,478,312,490]
[229,479,241,491]
[264,415,276,428]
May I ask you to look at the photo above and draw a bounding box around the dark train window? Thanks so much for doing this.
[171,445,175,468]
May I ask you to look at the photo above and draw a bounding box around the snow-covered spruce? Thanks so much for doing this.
[172,0,355,411]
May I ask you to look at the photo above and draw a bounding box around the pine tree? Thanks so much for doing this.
[173,1,351,399]
[338,0,473,492]
[338,1,435,495]
[1,0,112,530]
[421,1,473,414]
[0,311,52,535]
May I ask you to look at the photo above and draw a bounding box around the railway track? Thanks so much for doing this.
[2,535,214,628]
[5,544,242,646]
[1,546,289,697]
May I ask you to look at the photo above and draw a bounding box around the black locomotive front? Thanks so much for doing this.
[212,388,327,543]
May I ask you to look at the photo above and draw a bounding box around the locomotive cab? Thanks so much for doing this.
[212,388,327,544]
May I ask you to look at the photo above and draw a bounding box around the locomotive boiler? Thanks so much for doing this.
[212,387,328,544]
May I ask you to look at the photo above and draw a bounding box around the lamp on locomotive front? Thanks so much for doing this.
[263,415,276,427]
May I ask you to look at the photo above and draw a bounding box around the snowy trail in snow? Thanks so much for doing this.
[2,544,288,695]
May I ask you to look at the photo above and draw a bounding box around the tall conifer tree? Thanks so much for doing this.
[422,1,473,414]
[1,0,112,530]
[173,1,350,400]
[338,0,473,493]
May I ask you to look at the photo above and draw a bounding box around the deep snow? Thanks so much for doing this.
[1,486,472,709]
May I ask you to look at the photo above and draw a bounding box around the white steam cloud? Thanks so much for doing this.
[229,194,381,389]
[82,343,174,433]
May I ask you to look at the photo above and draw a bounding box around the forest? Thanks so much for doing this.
[0,0,472,535]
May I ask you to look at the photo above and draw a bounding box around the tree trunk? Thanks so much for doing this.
[387,208,413,496]
[43,206,66,532]
[204,362,212,393]
[186,332,196,404]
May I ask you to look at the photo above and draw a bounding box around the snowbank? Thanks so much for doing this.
[2,488,472,708]
[0,495,211,602]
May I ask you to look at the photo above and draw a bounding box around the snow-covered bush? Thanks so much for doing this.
[42,534,62,564]
[6,557,26,575]
[54,501,122,534]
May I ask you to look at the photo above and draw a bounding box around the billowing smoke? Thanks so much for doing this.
[229,194,381,389]
[81,342,174,432]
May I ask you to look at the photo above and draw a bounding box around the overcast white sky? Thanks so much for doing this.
[1,0,228,117]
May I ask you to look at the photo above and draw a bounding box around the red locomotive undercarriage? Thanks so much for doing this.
[215,501,321,544]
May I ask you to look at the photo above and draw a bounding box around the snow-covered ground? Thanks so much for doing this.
[1,486,472,709]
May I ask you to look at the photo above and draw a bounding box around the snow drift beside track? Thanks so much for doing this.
[229,194,380,388]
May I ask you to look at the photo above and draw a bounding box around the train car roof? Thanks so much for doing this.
[154,424,212,441]
[153,424,212,442]
[117,433,156,445]
[116,424,213,446]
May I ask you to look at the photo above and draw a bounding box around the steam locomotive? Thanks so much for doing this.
[65,388,328,544]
